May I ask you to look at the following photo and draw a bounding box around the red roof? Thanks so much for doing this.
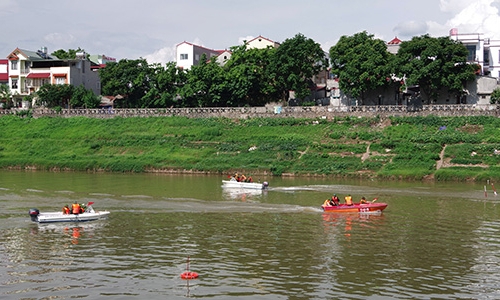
[27,72,50,79]
[388,37,402,45]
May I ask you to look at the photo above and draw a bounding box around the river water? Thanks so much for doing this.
[1,171,500,299]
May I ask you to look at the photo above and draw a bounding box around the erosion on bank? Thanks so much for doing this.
[0,115,499,182]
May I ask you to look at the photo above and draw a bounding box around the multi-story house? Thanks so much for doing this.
[7,47,101,108]
[175,41,222,70]
[449,28,500,80]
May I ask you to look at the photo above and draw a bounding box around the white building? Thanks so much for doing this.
[175,41,221,70]
[6,47,101,108]
[449,28,500,79]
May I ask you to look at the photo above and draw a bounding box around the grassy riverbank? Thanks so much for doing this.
[0,115,499,181]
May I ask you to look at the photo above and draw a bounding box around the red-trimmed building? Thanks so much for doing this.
[6,47,101,108]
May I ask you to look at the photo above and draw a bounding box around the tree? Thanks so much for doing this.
[394,35,477,104]
[329,31,395,104]
[35,84,74,108]
[224,44,278,106]
[270,33,328,101]
[51,48,87,59]
[179,54,228,107]
[491,88,500,104]
[99,58,152,108]
[0,84,12,108]
[142,62,185,108]
[71,85,101,108]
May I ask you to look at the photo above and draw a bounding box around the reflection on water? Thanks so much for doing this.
[1,171,500,299]
[221,187,266,202]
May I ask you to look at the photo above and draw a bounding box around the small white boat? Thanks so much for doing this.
[29,202,110,223]
[222,178,269,190]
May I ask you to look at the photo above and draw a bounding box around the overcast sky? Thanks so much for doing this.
[1,0,499,65]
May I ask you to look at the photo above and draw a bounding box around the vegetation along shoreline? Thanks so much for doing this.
[0,114,499,182]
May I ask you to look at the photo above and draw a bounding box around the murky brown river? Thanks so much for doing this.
[1,170,500,299]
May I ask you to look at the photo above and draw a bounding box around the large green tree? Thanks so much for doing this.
[271,33,328,101]
[36,84,74,108]
[141,62,186,108]
[224,44,278,106]
[394,34,478,104]
[70,85,101,108]
[179,54,228,107]
[329,31,394,104]
[99,59,152,108]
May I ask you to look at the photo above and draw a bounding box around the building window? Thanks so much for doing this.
[11,60,18,70]
[465,45,476,61]
[11,79,18,89]
[180,54,188,60]
[55,77,65,85]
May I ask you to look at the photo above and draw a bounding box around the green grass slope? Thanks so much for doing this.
[0,115,499,181]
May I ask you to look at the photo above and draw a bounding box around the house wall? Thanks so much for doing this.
[176,42,220,70]
[216,51,231,65]
[487,40,500,78]
[176,43,194,70]
[247,36,278,49]
[0,59,8,84]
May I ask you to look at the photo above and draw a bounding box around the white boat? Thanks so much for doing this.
[29,202,110,223]
[222,178,269,190]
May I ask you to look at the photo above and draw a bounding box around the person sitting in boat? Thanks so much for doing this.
[71,201,81,214]
[344,194,353,206]
[246,175,253,183]
[241,174,247,182]
[360,197,368,204]
[331,194,340,206]
[323,199,334,206]
[62,205,70,214]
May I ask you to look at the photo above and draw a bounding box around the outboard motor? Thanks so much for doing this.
[263,181,269,189]
[29,208,40,222]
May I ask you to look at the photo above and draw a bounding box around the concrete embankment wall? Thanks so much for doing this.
[1,104,499,119]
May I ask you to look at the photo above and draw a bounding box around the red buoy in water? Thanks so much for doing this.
[180,256,199,280]
[180,271,199,279]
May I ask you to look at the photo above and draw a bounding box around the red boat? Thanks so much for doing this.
[321,202,388,213]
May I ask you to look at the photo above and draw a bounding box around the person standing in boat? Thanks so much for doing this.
[71,201,81,214]
[344,194,353,206]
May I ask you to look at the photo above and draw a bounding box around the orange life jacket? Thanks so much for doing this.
[72,203,81,214]
[345,196,353,205]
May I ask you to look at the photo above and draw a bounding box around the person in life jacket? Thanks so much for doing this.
[360,196,368,204]
[331,194,340,206]
[62,205,70,214]
[344,194,353,206]
[71,202,81,214]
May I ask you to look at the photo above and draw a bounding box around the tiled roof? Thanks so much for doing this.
[27,72,50,78]
[388,37,402,45]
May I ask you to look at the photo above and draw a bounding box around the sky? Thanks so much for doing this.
[1,0,499,65]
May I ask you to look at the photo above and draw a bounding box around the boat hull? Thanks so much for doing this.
[222,180,268,190]
[34,211,110,223]
[321,203,388,213]
[29,206,110,223]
